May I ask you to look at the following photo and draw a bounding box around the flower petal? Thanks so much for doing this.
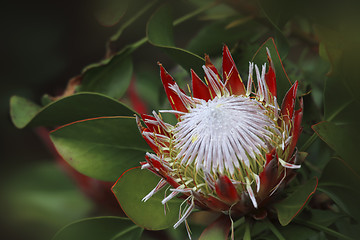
[222,45,246,95]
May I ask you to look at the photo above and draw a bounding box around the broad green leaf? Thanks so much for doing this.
[295,218,354,240]
[50,117,150,182]
[275,177,318,226]
[199,215,231,240]
[112,167,182,230]
[52,216,142,240]
[252,38,292,101]
[318,158,360,222]
[2,162,93,228]
[10,93,135,129]
[94,0,129,27]
[299,209,344,227]
[312,121,360,175]
[147,5,205,75]
[252,220,317,240]
[80,55,133,99]
[197,3,237,21]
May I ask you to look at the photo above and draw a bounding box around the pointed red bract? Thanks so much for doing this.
[215,175,239,204]
[191,69,211,100]
[159,64,188,114]
[281,80,298,124]
[265,65,276,98]
[222,45,246,95]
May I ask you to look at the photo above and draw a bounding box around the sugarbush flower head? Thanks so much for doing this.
[137,45,303,230]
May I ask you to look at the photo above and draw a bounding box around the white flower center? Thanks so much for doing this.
[174,95,276,174]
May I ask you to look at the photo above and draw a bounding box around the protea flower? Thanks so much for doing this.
[137,46,303,230]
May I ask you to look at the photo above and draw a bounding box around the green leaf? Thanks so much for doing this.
[94,0,129,27]
[112,167,183,230]
[147,4,205,75]
[277,223,317,240]
[50,117,150,182]
[314,25,343,75]
[187,17,260,57]
[80,55,133,99]
[323,74,356,123]
[312,121,360,175]
[294,218,353,240]
[275,177,318,226]
[53,216,142,240]
[10,95,42,129]
[109,0,157,42]
[318,158,360,222]
[252,38,292,101]
[335,217,360,240]
[299,209,344,227]
[10,93,136,129]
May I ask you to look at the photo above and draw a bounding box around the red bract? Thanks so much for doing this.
[137,45,303,230]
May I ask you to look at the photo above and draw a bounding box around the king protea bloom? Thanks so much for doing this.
[137,46,303,229]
